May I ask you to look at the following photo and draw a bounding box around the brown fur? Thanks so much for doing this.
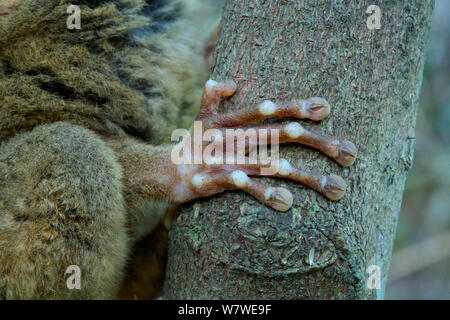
[0,0,206,143]
[0,0,212,299]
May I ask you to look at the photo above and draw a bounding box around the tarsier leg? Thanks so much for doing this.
[164,79,357,211]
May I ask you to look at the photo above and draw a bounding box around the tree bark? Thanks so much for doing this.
[164,0,434,299]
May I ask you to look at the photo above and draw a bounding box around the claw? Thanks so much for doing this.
[304,97,330,120]
[336,140,357,167]
[265,187,293,211]
[322,174,346,200]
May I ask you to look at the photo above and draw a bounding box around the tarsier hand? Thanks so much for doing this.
[166,80,357,212]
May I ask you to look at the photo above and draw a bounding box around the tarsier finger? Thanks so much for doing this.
[190,170,293,212]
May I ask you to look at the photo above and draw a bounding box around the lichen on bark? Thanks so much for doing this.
[164,0,434,299]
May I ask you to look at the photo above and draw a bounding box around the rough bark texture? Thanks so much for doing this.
[164,0,434,299]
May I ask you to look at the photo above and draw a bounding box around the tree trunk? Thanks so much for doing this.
[163,0,434,299]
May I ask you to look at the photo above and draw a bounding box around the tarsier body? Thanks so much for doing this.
[0,0,356,299]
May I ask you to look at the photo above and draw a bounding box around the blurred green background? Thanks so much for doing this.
[209,0,449,299]
[385,0,450,299]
